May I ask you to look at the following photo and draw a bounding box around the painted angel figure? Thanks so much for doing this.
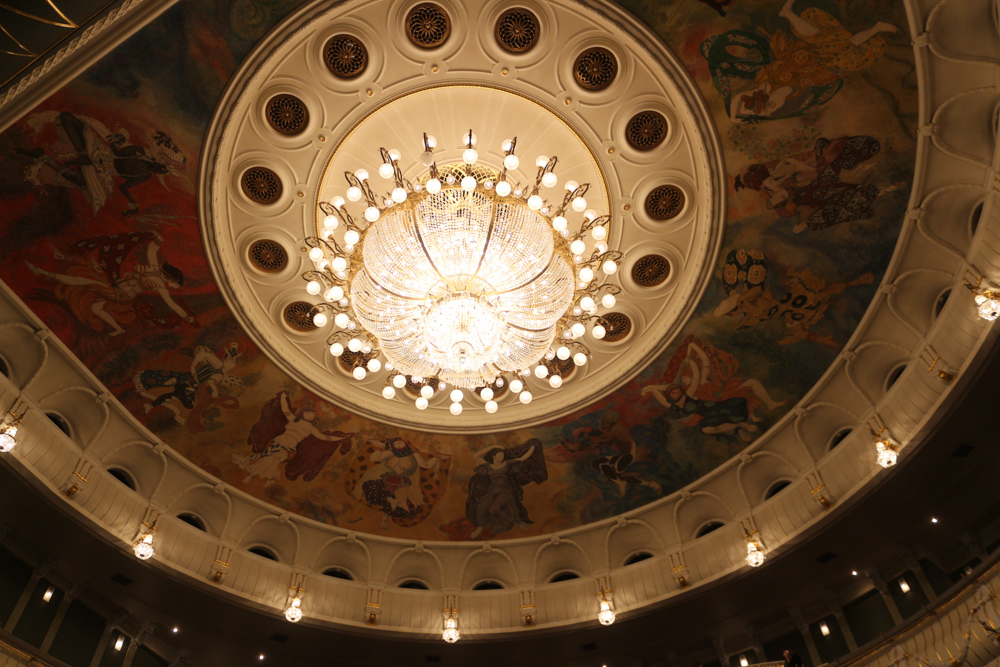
[133,342,242,423]
[642,337,785,443]
[345,438,450,530]
[18,111,186,217]
[234,391,353,486]
[26,232,197,337]
[466,439,548,539]
[561,410,661,497]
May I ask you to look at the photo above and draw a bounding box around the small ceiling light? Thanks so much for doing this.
[898,578,911,593]
[851,570,858,576]
[931,517,939,524]
[172,626,179,634]
[739,655,749,667]
[442,614,460,643]
[258,654,265,661]
[42,586,55,602]
[114,636,125,652]
[597,596,616,626]
[819,622,831,636]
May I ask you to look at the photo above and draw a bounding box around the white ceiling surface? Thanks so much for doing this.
[0,0,999,644]
[201,0,722,432]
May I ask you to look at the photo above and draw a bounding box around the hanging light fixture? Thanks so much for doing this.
[132,524,156,560]
[284,596,303,623]
[0,401,28,454]
[874,434,898,468]
[442,611,460,643]
[302,131,623,415]
[597,595,616,626]
[964,273,1000,321]
[743,526,766,567]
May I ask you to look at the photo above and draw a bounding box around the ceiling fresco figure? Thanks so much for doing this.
[466,440,548,539]
[25,232,197,338]
[734,135,907,232]
[560,410,662,497]
[17,110,186,217]
[345,438,451,530]
[235,391,354,486]
[714,248,875,346]
[701,0,897,123]
[642,337,785,443]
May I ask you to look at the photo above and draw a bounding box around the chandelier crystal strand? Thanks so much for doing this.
[302,132,624,415]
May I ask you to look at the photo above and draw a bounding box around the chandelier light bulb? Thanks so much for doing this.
[549,375,563,388]
[426,178,442,194]
[545,349,556,360]
[392,187,407,203]
[449,402,463,416]
[329,286,345,302]
[597,599,615,626]
[308,247,324,262]
[501,139,513,152]
[306,280,321,295]
[379,163,395,179]
[450,389,464,403]
[580,296,596,312]
[527,194,543,210]
[347,338,362,352]
[535,155,549,168]
[542,172,558,188]
[462,131,478,147]
[364,206,381,222]
[392,374,407,388]
[552,216,568,231]
[570,239,586,255]
[354,169,369,181]
[415,397,429,410]
[602,260,618,275]
[592,324,606,339]
[556,346,571,360]
[442,617,460,643]
[572,196,587,212]
[976,293,1000,321]
[420,385,434,399]
[425,135,437,149]
[601,294,617,308]
[133,532,155,561]
[573,352,588,366]
[367,358,382,372]
[579,267,594,283]
[519,391,533,404]
[323,214,339,229]
[0,424,17,453]
[463,148,479,164]
[746,540,765,568]
[592,225,607,240]
[333,314,348,330]
[509,379,524,393]
[485,400,498,413]
[347,186,362,201]
[352,366,367,380]
[480,387,494,401]
[330,342,344,357]
[331,196,345,209]
[503,154,519,170]
[284,599,303,623]
[461,175,477,191]
[344,229,360,246]
[312,312,328,327]
[388,149,401,162]
[331,257,348,272]
[496,180,512,196]
[571,322,586,338]
[534,365,549,379]
[564,180,579,192]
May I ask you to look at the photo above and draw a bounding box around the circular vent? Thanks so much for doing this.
[574,47,617,90]
[645,185,685,221]
[324,35,368,78]
[241,167,282,204]
[265,94,308,135]
[632,255,671,287]
[248,240,287,273]
[339,350,372,372]
[542,356,575,379]
[283,302,317,332]
[626,111,667,151]
[406,3,450,49]
[602,313,632,342]
[495,8,539,53]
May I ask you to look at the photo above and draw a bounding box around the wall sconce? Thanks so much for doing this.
[869,420,898,468]
[965,273,1000,321]
[742,520,766,567]
[132,511,159,560]
[597,595,616,626]
[442,611,460,642]
[0,401,28,454]
[819,622,831,636]
[284,575,306,623]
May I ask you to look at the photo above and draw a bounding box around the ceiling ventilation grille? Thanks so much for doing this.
[406,3,450,49]
[323,35,368,78]
[266,94,308,135]
[542,356,576,379]
[283,302,317,332]
[241,167,282,204]
[602,312,632,342]
[248,240,287,273]
[626,111,667,150]
[574,47,617,90]
[645,185,685,221]
[495,8,539,53]
[632,254,671,287]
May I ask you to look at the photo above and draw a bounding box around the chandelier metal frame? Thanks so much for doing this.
[299,130,625,415]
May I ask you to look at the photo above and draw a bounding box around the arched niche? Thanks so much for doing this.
[607,521,661,571]
[460,549,518,590]
[738,453,798,507]
[101,442,165,498]
[37,386,105,448]
[166,484,231,537]
[237,516,298,565]
[0,323,46,388]
[386,549,443,589]
[312,538,370,582]
[533,540,591,585]
[675,492,734,542]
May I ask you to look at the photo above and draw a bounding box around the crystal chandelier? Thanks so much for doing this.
[284,596,303,623]
[302,131,623,415]
[597,596,616,626]
[875,437,898,468]
[745,538,765,567]
[442,614,460,643]
[0,402,28,454]
[133,525,156,560]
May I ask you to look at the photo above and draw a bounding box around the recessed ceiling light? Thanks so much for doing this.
[851,570,858,576]
[172,626,179,633]
[259,655,265,661]
[819,622,831,636]
[114,636,125,652]
[42,586,55,602]
[898,578,911,593]
[931,517,939,524]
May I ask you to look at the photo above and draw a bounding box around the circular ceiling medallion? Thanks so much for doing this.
[602,312,632,342]
[626,111,667,151]
[574,47,618,90]
[406,3,451,49]
[645,185,685,221]
[202,0,724,433]
[495,8,539,53]
[323,34,368,78]
[265,94,308,135]
[632,255,671,287]
[240,167,281,204]
[283,302,317,332]
[248,239,287,273]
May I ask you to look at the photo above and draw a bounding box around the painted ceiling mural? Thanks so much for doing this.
[0,0,917,540]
